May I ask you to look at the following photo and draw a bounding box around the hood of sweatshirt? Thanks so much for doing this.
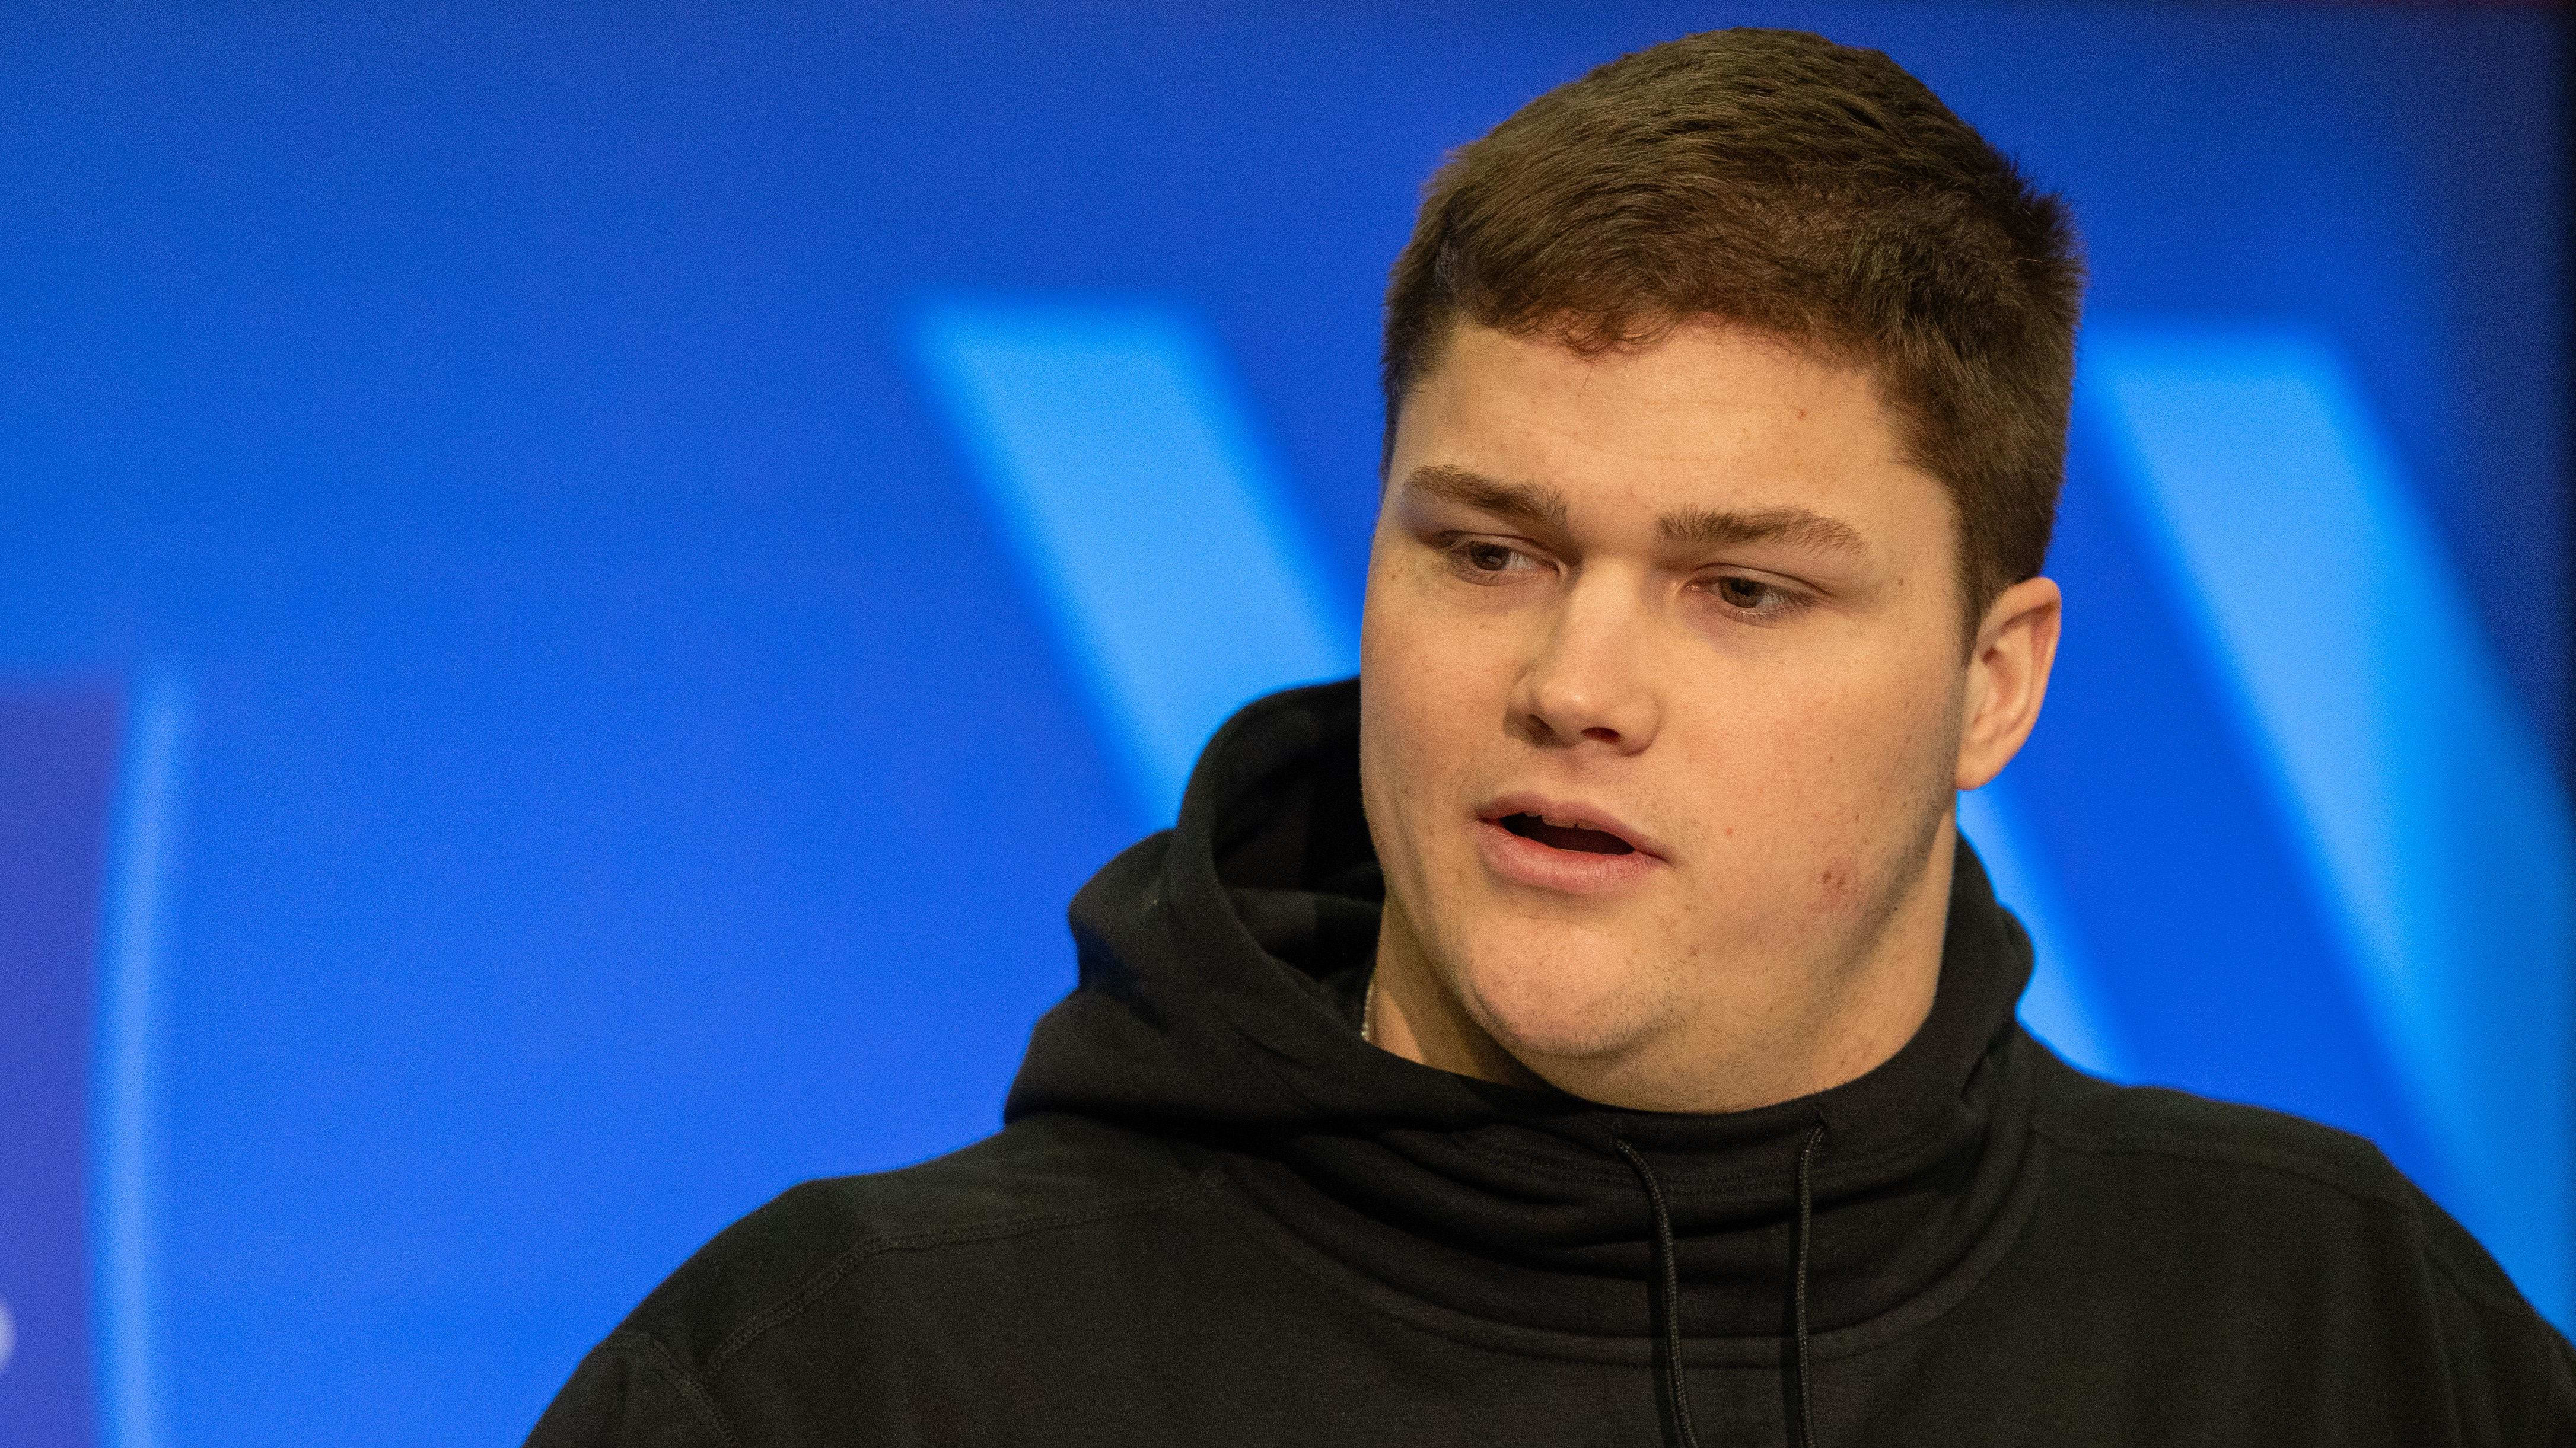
[1006,678,2046,1359]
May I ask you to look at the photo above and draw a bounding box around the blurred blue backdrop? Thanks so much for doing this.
[0,4,2566,1445]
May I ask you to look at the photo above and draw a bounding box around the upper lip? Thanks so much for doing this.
[1478,793,1670,861]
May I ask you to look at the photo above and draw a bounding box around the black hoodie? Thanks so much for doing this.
[529,681,2575,1447]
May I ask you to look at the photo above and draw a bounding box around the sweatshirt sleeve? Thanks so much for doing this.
[2552,1334,2576,1447]
[2408,1183,2576,1446]
[2531,1325,2576,1447]
[524,1332,734,1448]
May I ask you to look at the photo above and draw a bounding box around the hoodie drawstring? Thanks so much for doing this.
[1613,1136,1701,1448]
[1792,1121,1826,1448]
[1614,1122,1830,1448]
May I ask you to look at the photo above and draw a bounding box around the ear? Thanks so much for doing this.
[1955,575,2063,791]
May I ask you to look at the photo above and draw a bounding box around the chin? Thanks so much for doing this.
[1444,927,1673,1064]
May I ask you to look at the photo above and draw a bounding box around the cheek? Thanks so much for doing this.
[1358,588,1455,861]
[1673,654,1957,877]
[1358,574,1526,886]
[1359,572,1511,777]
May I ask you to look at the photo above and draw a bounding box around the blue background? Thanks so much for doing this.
[0,5,2565,1446]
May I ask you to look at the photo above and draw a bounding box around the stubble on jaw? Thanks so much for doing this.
[1741,687,1967,1094]
[1357,671,1968,1111]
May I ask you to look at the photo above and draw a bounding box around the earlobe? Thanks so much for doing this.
[1954,576,2063,791]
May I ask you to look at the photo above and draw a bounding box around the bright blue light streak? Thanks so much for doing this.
[912,299,1359,825]
[93,673,189,1448]
[1962,782,2126,1080]
[2088,324,2575,1321]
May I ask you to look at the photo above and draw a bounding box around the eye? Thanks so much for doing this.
[1443,538,1545,582]
[1705,573,1810,620]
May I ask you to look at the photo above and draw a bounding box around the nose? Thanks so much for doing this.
[1510,572,1661,754]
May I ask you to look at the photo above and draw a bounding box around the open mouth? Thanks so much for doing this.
[1498,812,1636,856]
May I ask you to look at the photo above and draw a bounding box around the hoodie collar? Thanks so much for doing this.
[1008,678,2046,1345]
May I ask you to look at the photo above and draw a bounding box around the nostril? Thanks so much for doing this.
[1581,726,1620,743]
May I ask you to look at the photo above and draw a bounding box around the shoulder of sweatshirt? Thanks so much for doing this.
[642,1110,1202,1353]
[2020,1034,2575,1381]
[524,1113,1208,1447]
[2021,1037,2418,1208]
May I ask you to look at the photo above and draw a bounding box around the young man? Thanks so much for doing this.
[531,29,2574,1446]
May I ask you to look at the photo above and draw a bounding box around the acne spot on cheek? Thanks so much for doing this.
[1817,863,1855,908]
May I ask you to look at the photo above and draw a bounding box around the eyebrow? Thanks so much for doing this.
[1405,463,1866,559]
[1402,464,1570,531]
[1658,504,1867,558]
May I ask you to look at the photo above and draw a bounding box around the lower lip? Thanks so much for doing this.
[1474,818,1664,895]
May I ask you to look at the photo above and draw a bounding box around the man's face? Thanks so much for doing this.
[1359,319,1984,1099]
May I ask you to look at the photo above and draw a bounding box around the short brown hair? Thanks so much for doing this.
[1382,28,2084,623]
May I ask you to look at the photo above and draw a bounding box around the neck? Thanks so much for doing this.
[1365,819,1957,1114]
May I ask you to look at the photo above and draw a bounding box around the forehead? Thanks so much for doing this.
[1391,320,1938,531]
